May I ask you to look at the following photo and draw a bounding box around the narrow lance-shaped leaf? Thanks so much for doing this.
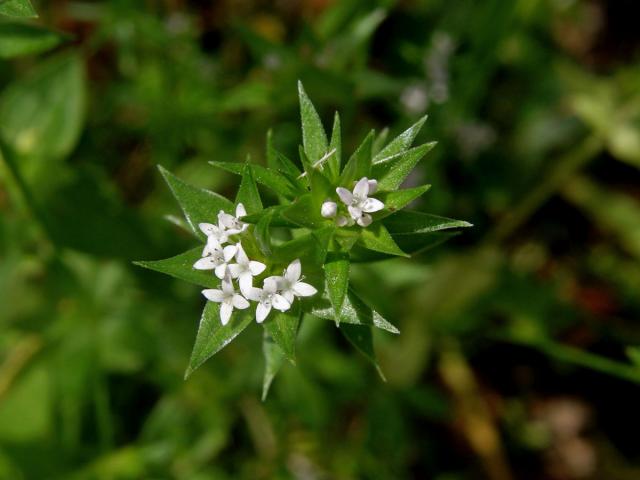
[327,112,342,181]
[211,161,300,199]
[298,80,328,164]
[254,209,273,256]
[384,210,473,234]
[236,164,262,214]
[185,304,253,379]
[372,127,389,156]
[374,185,431,220]
[372,142,436,191]
[373,114,427,163]
[359,223,409,257]
[159,166,234,239]
[263,307,300,364]
[282,194,325,229]
[324,252,350,321]
[0,23,64,59]
[340,323,386,381]
[0,0,37,18]
[339,130,373,187]
[262,331,285,401]
[134,247,219,289]
[266,130,305,192]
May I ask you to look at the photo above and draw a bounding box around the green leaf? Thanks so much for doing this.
[272,227,333,269]
[266,130,304,186]
[236,164,262,214]
[211,161,299,199]
[0,23,63,58]
[359,223,408,257]
[324,252,350,320]
[309,169,333,212]
[375,185,431,219]
[298,80,328,164]
[372,127,389,156]
[0,0,37,17]
[262,331,285,401]
[311,288,399,334]
[339,130,373,186]
[242,206,300,228]
[254,209,273,256]
[263,307,300,364]
[0,52,84,159]
[372,142,436,191]
[373,115,427,163]
[185,304,253,379]
[134,247,218,289]
[340,323,385,380]
[327,112,342,181]
[384,210,473,234]
[159,166,234,239]
[281,194,325,229]
[350,231,459,262]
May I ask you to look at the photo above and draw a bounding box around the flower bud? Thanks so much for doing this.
[321,201,337,218]
[367,179,378,194]
[336,215,349,227]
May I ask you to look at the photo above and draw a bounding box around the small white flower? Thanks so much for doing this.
[247,277,291,323]
[227,243,266,296]
[193,242,237,279]
[218,203,248,235]
[277,259,318,304]
[198,222,229,247]
[336,177,385,227]
[202,275,250,325]
[321,200,337,218]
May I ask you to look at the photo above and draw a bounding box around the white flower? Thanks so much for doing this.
[193,242,237,279]
[277,259,317,304]
[336,177,385,227]
[202,275,250,325]
[246,277,291,323]
[218,203,248,235]
[321,200,337,218]
[227,243,266,296]
[198,222,229,247]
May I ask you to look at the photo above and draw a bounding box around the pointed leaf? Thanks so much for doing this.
[324,252,350,320]
[327,112,342,180]
[242,206,300,228]
[210,161,300,198]
[298,81,328,164]
[255,209,273,256]
[0,23,64,58]
[372,127,389,156]
[359,223,408,257]
[134,248,218,288]
[185,304,253,378]
[236,164,262,214]
[372,142,436,191]
[339,130,373,186]
[311,288,399,334]
[350,231,459,262]
[262,331,285,401]
[373,115,427,163]
[272,227,333,270]
[384,210,472,234]
[159,166,234,239]
[266,131,305,191]
[375,185,431,219]
[281,194,325,229]
[263,307,300,364]
[340,323,385,380]
[0,0,37,17]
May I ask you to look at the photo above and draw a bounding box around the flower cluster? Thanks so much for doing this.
[321,177,385,227]
[194,203,317,325]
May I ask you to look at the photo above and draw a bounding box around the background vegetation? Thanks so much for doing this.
[1,0,640,478]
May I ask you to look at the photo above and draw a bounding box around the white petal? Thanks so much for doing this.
[272,294,291,312]
[293,281,317,297]
[199,223,217,236]
[263,276,279,293]
[220,302,233,325]
[202,289,224,302]
[223,245,237,262]
[256,302,271,323]
[321,201,337,218]
[353,177,369,198]
[286,259,301,282]
[361,197,384,213]
[357,213,372,227]
[348,205,362,220]
[367,179,378,194]
[238,273,253,296]
[222,276,235,294]
[193,257,217,270]
[249,261,266,276]
[282,290,295,304]
[235,203,247,218]
[235,244,249,264]
[232,294,250,309]
[214,264,227,279]
[227,263,241,278]
[245,287,263,302]
[336,187,353,205]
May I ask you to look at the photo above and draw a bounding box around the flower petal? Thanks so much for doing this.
[214,264,227,279]
[245,287,263,302]
[223,245,237,262]
[353,177,370,198]
[263,276,280,293]
[256,302,271,323]
[348,205,362,220]
[238,272,253,297]
[220,302,233,325]
[272,294,291,312]
[202,289,224,302]
[293,281,317,297]
[235,203,247,218]
[282,290,295,304]
[227,263,241,278]
[367,179,378,194]
[249,261,266,276]
[218,211,235,228]
[286,259,301,283]
[193,257,217,270]
[235,243,249,264]
[221,276,235,294]
[336,187,353,205]
[321,201,337,218]
[357,213,372,227]
[199,222,217,236]
[233,294,250,309]
[361,197,384,213]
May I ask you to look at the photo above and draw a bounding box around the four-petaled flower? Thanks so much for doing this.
[277,259,317,304]
[247,277,291,323]
[336,177,384,227]
[193,242,237,279]
[228,244,266,296]
[202,275,250,325]
[218,203,248,235]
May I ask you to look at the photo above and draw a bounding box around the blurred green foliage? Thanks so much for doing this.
[1,0,640,478]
